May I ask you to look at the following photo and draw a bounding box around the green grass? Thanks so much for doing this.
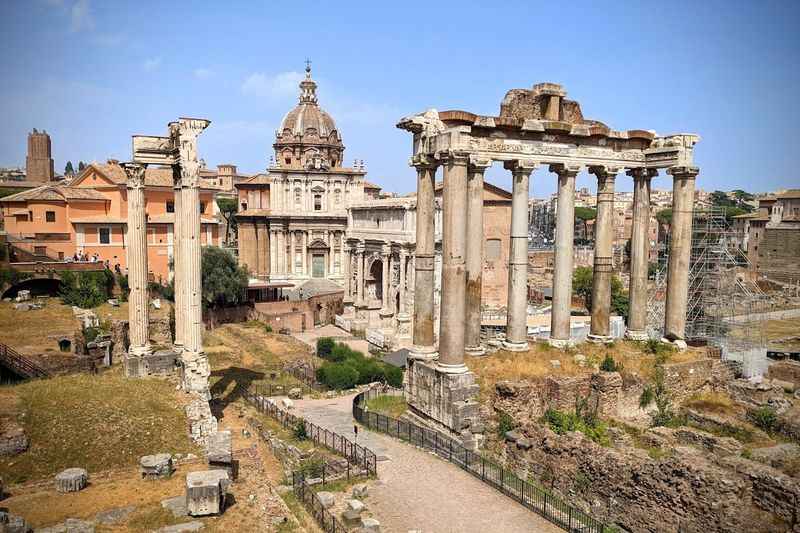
[364,394,407,418]
[278,492,315,532]
[0,370,198,485]
[315,474,373,494]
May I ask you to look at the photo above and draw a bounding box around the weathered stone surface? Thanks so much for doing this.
[752,443,800,471]
[140,453,174,479]
[186,470,229,516]
[288,388,303,400]
[728,379,792,413]
[157,521,205,533]
[161,495,189,518]
[351,484,369,499]
[185,396,218,446]
[316,491,335,509]
[55,467,88,493]
[502,423,800,532]
[94,506,135,525]
[206,430,232,464]
[0,510,30,533]
[766,360,800,388]
[343,498,366,520]
[359,517,380,533]
[280,398,294,410]
[0,423,28,456]
[38,518,95,533]
[674,427,743,457]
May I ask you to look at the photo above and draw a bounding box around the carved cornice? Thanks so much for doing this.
[667,166,700,180]
[588,165,621,178]
[436,149,470,167]
[177,118,210,189]
[468,155,493,172]
[549,162,582,176]
[626,168,658,181]
[121,162,147,189]
[503,159,538,176]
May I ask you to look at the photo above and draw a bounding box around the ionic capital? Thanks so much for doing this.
[503,159,538,176]
[171,164,182,189]
[667,166,699,180]
[626,167,658,181]
[549,162,582,177]
[410,153,437,170]
[436,150,470,167]
[122,162,147,189]
[468,155,493,172]
[588,165,621,179]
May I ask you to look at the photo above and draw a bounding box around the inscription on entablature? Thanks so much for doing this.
[467,138,646,163]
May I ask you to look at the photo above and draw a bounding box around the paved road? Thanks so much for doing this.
[292,394,561,533]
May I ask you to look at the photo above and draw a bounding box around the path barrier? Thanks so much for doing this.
[0,342,49,379]
[244,385,377,476]
[353,387,610,533]
[292,471,348,533]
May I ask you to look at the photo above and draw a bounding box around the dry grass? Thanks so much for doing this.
[0,369,198,485]
[0,300,78,355]
[729,317,800,351]
[365,395,408,418]
[683,391,739,416]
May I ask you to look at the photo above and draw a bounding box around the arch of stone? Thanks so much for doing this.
[122,117,217,444]
[397,83,700,448]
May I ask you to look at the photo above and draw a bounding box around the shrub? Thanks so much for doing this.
[543,408,609,446]
[316,337,335,359]
[497,412,516,437]
[296,455,324,478]
[293,419,308,441]
[59,270,115,308]
[316,363,359,390]
[750,406,778,433]
[383,365,403,388]
[265,324,273,333]
[600,354,623,373]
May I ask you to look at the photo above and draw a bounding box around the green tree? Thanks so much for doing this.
[710,190,733,207]
[216,197,238,245]
[655,208,672,226]
[573,266,594,309]
[201,246,249,308]
[574,206,596,240]
[78,161,86,171]
[64,161,75,176]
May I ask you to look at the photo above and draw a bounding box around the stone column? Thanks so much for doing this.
[257,222,268,279]
[355,245,365,303]
[343,244,353,299]
[410,157,438,360]
[329,231,336,275]
[123,163,152,366]
[398,248,408,314]
[301,231,308,276]
[626,168,657,340]
[588,166,619,343]
[464,157,491,356]
[172,170,184,351]
[438,151,469,373]
[502,159,537,352]
[549,163,581,348]
[380,244,390,310]
[664,166,699,344]
[289,230,295,275]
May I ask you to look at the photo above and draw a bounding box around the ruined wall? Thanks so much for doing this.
[767,360,800,387]
[503,424,800,532]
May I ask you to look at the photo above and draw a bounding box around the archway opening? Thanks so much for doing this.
[1,277,62,299]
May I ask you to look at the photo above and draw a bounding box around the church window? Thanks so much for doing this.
[335,189,341,204]
[166,201,174,213]
[295,188,301,206]
[314,194,322,211]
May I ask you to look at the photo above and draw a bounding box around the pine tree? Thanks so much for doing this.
[65,161,74,175]
[78,161,86,171]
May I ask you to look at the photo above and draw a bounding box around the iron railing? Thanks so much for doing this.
[244,385,377,476]
[353,387,610,533]
[292,471,348,533]
[0,342,49,379]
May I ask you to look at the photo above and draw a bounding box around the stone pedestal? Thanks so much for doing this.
[186,470,230,516]
[404,358,481,446]
[186,396,218,446]
[395,312,412,346]
[140,453,174,480]
[207,430,235,479]
[55,467,88,493]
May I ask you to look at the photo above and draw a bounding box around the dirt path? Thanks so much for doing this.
[292,394,562,533]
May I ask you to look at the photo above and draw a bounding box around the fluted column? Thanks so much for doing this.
[588,166,619,343]
[343,244,353,300]
[398,248,408,314]
[356,244,365,304]
[172,170,184,351]
[664,166,699,343]
[549,163,581,348]
[288,230,295,275]
[329,231,336,276]
[626,168,657,339]
[438,151,469,373]
[301,231,308,276]
[380,244,390,310]
[502,159,537,352]
[410,157,438,360]
[123,162,151,359]
[464,157,491,356]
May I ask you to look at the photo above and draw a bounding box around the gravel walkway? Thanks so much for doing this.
[292,394,562,533]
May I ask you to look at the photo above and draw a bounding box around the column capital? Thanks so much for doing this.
[588,165,621,179]
[171,164,182,189]
[667,166,699,180]
[121,162,147,189]
[410,153,437,170]
[436,149,470,167]
[503,159,538,175]
[549,162,582,176]
[626,167,658,180]
[468,155,493,171]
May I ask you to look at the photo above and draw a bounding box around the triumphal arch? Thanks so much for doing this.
[398,83,699,446]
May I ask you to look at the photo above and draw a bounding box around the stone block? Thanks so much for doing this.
[157,522,205,533]
[360,517,381,532]
[94,506,135,525]
[281,398,294,410]
[55,467,88,493]
[351,484,369,499]
[0,511,30,533]
[316,491,335,509]
[0,423,28,456]
[140,453,174,479]
[124,355,147,378]
[206,431,232,464]
[343,499,366,520]
[64,518,95,533]
[161,495,189,518]
[288,387,303,400]
[186,470,229,516]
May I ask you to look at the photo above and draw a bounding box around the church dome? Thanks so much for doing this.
[274,64,344,169]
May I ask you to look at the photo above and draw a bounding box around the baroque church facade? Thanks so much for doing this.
[236,66,381,289]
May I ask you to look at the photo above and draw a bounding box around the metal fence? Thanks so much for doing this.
[244,386,377,476]
[292,471,348,533]
[353,387,610,533]
[285,364,326,392]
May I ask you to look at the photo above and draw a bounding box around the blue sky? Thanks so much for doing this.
[1,0,798,197]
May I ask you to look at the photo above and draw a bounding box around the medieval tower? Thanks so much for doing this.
[26,128,54,182]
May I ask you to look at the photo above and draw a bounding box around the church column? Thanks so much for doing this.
[356,243,365,303]
[301,231,308,276]
[502,159,537,352]
[339,231,345,276]
[329,231,336,275]
[410,157,438,360]
[549,163,581,348]
[438,150,470,373]
[664,166,699,344]
[626,168,657,340]
[289,229,295,275]
[269,229,276,276]
[123,163,151,368]
[588,166,619,343]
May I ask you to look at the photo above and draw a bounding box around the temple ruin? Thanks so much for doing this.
[398,83,700,444]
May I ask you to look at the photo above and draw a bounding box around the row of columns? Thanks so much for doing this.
[344,241,411,313]
[267,229,345,276]
[410,151,699,362]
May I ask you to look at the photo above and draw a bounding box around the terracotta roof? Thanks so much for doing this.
[237,174,272,186]
[0,184,107,203]
[237,208,271,217]
[85,162,222,190]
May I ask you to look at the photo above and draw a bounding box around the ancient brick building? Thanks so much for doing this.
[25,129,54,182]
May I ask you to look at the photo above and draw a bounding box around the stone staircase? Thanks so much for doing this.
[0,342,50,379]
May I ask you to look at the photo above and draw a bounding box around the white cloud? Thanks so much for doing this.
[70,0,94,32]
[241,71,304,102]
[143,57,162,72]
[194,68,214,80]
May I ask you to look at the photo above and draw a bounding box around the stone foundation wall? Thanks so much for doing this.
[662,358,717,403]
[767,360,800,387]
[502,423,800,532]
